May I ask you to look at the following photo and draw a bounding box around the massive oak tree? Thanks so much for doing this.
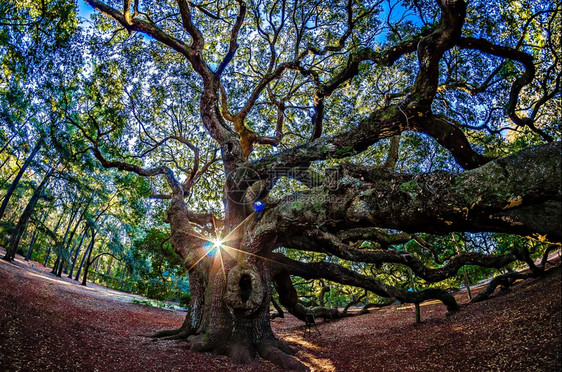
[65,0,561,369]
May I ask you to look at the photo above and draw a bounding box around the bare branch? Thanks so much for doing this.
[456,37,553,141]
[216,1,247,76]
[176,0,204,51]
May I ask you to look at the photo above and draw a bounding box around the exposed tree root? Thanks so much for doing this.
[271,297,285,319]
[257,340,309,371]
[471,272,531,303]
[472,247,561,303]
[358,299,395,314]
[153,330,310,371]
[150,328,183,338]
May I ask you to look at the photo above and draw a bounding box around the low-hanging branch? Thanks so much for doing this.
[296,229,517,283]
[270,253,459,311]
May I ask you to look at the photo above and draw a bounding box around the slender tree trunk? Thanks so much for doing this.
[0,168,18,191]
[63,210,88,274]
[68,226,88,278]
[75,231,94,281]
[0,122,26,155]
[95,256,101,273]
[3,166,52,261]
[52,257,60,274]
[80,232,96,285]
[408,268,421,324]
[0,139,41,220]
[119,265,126,290]
[63,202,91,275]
[51,204,81,276]
[43,213,64,266]
[105,256,113,276]
[0,152,11,170]
[25,226,38,261]
[25,210,48,260]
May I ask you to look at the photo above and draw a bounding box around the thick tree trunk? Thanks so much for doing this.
[183,255,304,370]
[0,139,41,220]
[155,187,307,370]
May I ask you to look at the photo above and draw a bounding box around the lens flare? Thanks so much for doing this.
[212,238,223,250]
[203,238,223,257]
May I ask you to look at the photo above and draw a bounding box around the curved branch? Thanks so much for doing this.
[216,1,246,77]
[91,147,183,195]
[177,0,204,51]
[409,0,466,108]
[300,229,517,283]
[86,1,193,60]
[89,251,122,265]
[415,114,492,169]
[336,227,413,246]
[225,20,425,157]
[456,37,552,141]
[248,104,407,178]
[270,253,459,311]
[470,271,530,303]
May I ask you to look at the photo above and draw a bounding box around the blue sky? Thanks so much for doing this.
[77,0,94,20]
[75,1,422,46]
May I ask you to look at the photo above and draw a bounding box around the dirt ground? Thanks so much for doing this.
[0,249,560,371]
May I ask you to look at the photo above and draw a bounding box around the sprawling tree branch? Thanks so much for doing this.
[456,37,551,140]
[85,1,195,63]
[270,253,459,311]
[257,142,561,243]
[289,229,517,283]
[336,227,413,246]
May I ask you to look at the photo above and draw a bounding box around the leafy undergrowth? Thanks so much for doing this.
[0,253,560,372]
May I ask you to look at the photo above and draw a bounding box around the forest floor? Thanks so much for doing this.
[0,248,560,372]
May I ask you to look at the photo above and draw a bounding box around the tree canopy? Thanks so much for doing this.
[1,0,560,369]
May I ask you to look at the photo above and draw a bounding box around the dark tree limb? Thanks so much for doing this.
[336,227,413,246]
[273,271,340,322]
[270,297,284,319]
[270,253,459,312]
[343,293,366,316]
[359,299,395,315]
[215,0,246,77]
[415,115,492,169]
[382,135,401,171]
[470,272,530,303]
[299,229,517,283]
[456,38,539,128]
